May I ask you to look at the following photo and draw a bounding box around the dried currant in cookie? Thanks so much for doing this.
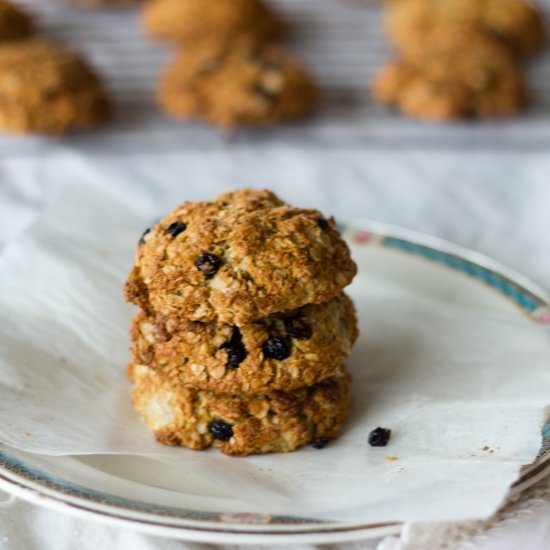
[209,419,233,441]
[165,221,187,238]
[262,336,292,360]
[195,253,222,277]
[317,217,329,230]
[312,437,330,449]
[284,316,312,340]
[222,327,247,370]
[139,227,151,245]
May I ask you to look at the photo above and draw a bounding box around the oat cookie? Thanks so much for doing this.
[60,0,141,6]
[0,40,110,134]
[386,0,546,59]
[124,189,356,326]
[131,292,358,394]
[372,31,525,120]
[129,362,352,456]
[158,39,316,129]
[142,0,283,46]
[0,0,33,42]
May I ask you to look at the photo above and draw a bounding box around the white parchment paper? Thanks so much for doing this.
[1,182,550,523]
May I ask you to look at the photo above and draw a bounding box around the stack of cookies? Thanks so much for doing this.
[124,189,358,456]
[372,0,546,121]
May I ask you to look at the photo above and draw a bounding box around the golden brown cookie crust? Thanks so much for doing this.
[386,0,546,59]
[0,40,110,134]
[124,189,357,326]
[142,0,283,46]
[372,31,525,120]
[0,0,33,42]
[158,39,317,129]
[131,292,358,394]
[129,362,352,456]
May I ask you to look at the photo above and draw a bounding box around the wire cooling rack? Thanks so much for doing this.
[5,0,550,154]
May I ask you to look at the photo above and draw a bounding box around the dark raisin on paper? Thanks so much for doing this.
[368,427,391,447]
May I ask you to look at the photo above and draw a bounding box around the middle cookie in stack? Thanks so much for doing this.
[124,189,358,456]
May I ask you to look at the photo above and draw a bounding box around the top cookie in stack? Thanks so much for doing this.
[125,189,357,326]
[124,189,358,456]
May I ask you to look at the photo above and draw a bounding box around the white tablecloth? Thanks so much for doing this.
[1,169,550,549]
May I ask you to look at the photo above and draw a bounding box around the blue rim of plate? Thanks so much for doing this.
[1,222,549,536]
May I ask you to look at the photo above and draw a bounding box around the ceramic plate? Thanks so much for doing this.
[1,222,549,545]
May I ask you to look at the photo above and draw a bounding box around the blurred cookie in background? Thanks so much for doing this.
[55,0,142,7]
[142,0,283,46]
[157,39,317,129]
[386,0,546,59]
[372,31,525,121]
[0,40,110,134]
[0,0,33,42]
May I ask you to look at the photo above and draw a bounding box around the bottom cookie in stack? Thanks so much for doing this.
[128,362,352,456]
